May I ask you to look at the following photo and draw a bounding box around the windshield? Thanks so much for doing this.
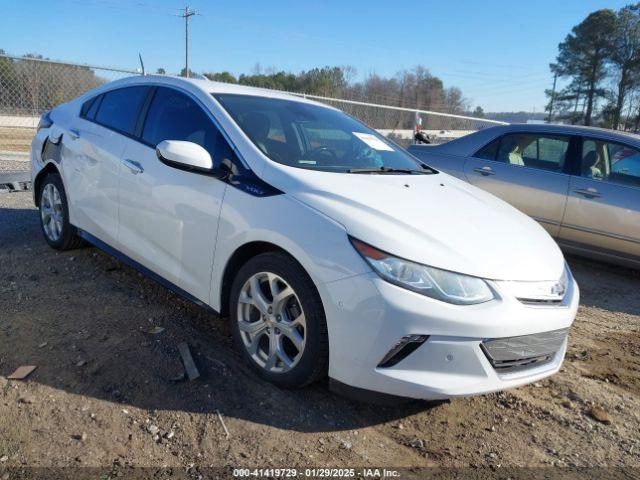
[213,93,430,174]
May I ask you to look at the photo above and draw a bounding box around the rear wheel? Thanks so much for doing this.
[38,173,84,250]
[229,252,328,388]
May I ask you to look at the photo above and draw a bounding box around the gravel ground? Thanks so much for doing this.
[0,160,29,174]
[0,190,639,478]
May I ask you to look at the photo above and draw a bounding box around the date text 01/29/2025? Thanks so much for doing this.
[232,468,401,478]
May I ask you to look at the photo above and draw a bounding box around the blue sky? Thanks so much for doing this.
[0,0,631,112]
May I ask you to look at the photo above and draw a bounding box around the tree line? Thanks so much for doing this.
[180,65,472,131]
[547,3,640,130]
[198,64,470,116]
[182,64,473,130]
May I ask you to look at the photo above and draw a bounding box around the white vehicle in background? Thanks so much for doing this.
[31,75,578,402]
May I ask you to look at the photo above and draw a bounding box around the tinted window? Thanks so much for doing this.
[80,95,98,118]
[581,138,640,188]
[142,87,233,169]
[496,133,569,172]
[473,138,499,160]
[84,94,102,120]
[94,86,149,135]
[214,94,425,173]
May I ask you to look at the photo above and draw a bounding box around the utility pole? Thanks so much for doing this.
[179,6,197,78]
[572,90,580,125]
[546,72,558,124]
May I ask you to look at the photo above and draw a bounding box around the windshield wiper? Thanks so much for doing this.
[347,166,432,174]
[419,163,438,174]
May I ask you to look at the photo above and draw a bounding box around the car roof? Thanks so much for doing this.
[412,122,640,157]
[501,123,640,142]
[87,74,335,110]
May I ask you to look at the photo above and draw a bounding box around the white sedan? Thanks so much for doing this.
[30,75,578,402]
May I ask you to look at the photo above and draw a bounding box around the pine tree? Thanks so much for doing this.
[607,4,640,129]
[554,9,616,126]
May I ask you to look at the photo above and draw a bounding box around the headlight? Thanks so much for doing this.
[350,237,495,305]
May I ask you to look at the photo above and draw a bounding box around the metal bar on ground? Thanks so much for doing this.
[177,342,200,381]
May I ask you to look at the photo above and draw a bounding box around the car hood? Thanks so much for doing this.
[263,165,566,282]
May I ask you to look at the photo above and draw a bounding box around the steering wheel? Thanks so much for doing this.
[307,146,338,164]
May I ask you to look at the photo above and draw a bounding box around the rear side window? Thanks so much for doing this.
[581,138,640,188]
[94,86,149,135]
[142,87,234,169]
[473,138,499,160]
[80,95,99,119]
[84,94,102,120]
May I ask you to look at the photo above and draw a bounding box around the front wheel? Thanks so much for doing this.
[229,252,328,388]
[38,173,84,250]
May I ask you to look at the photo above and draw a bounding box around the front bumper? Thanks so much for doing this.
[320,269,579,400]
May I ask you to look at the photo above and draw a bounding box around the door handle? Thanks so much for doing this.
[67,128,81,140]
[473,166,495,176]
[122,159,144,175]
[573,187,601,198]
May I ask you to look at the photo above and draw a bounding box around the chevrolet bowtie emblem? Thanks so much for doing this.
[550,283,566,296]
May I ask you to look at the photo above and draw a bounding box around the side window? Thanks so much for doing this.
[80,95,100,119]
[142,87,234,169]
[497,133,568,172]
[581,138,640,188]
[473,138,499,160]
[94,86,149,135]
[537,137,569,167]
[84,94,102,120]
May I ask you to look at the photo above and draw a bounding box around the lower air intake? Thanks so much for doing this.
[481,328,568,374]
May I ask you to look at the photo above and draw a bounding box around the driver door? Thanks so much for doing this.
[117,86,232,302]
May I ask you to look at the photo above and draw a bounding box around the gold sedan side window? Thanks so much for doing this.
[581,139,640,188]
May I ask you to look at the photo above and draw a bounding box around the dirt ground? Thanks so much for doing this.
[0,189,639,478]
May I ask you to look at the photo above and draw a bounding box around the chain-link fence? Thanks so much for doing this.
[293,94,506,146]
[0,54,506,158]
[0,54,137,156]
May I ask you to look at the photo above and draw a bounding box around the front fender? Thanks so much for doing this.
[210,188,370,313]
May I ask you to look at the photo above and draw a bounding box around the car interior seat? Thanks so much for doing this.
[582,150,602,179]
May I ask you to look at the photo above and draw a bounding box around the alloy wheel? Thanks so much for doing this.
[41,183,64,242]
[237,272,306,373]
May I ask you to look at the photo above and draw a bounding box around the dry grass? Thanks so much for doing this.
[0,127,35,153]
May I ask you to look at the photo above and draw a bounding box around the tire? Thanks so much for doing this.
[229,251,329,388]
[38,173,85,250]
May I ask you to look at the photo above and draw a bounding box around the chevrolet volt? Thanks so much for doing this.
[31,76,578,401]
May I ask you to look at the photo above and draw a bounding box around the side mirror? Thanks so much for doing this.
[156,140,213,172]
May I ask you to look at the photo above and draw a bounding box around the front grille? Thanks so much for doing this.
[495,271,570,307]
[481,328,568,374]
